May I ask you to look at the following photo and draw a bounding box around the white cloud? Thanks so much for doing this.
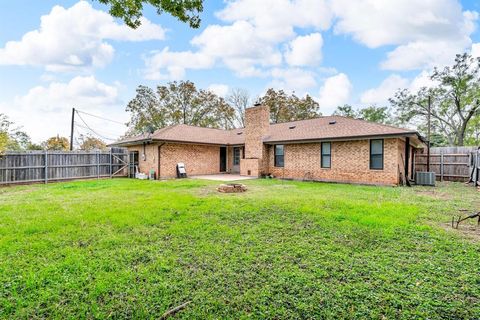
[1,76,126,142]
[332,0,475,48]
[143,0,332,80]
[144,20,282,79]
[144,47,214,80]
[318,73,352,114]
[360,71,440,106]
[208,84,230,97]
[216,0,332,42]
[269,68,317,94]
[0,1,165,72]
[360,74,410,105]
[471,43,480,58]
[380,39,472,71]
[285,33,323,67]
[331,0,478,71]
[191,21,282,76]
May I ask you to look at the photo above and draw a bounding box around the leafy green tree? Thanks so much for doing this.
[0,113,32,153]
[465,115,480,145]
[0,132,7,154]
[9,131,32,150]
[42,136,70,151]
[333,105,392,124]
[391,53,480,146]
[258,89,320,123]
[95,0,203,28]
[26,143,44,151]
[126,85,167,134]
[79,135,107,150]
[127,81,236,133]
[358,106,391,124]
[333,104,357,118]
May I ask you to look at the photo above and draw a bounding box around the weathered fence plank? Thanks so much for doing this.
[0,148,128,185]
[415,146,479,182]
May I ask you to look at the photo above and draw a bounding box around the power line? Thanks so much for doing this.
[74,121,124,137]
[76,109,127,126]
[75,112,118,141]
[74,123,117,142]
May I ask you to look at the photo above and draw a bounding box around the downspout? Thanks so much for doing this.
[405,137,411,187]
[158,142,165,180]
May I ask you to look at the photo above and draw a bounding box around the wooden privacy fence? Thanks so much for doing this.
[415,146,479,183]
[0,148,128,185]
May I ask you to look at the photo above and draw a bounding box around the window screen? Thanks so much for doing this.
[274,145,284,167]
[233,147,241,165]
[321,142,331,168]
[370,139,384,170]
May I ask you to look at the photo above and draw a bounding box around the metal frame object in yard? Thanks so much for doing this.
[0,148,128,185]
[452,209,480,229]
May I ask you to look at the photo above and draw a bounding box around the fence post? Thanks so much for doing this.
[440,152,444,182]
[44,151,48,184]
[97,150,100,179]
[473,150,480,187]
[110,149,113,178]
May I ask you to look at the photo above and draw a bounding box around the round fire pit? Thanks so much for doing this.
[217,183,247,193]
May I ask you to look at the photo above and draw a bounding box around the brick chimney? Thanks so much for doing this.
[240,103,270,177]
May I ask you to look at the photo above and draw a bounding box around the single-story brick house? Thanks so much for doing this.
[111,104,426,185]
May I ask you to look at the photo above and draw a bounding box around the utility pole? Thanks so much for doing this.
[427,96,431,172]
[70,107,75,151]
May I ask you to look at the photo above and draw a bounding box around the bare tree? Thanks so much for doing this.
[227,88,251,128]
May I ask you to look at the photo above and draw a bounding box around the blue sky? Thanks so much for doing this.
[1,0,480,143]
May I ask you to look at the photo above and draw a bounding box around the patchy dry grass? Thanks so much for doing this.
[0,178,479,319]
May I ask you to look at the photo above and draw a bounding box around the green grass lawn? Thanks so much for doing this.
[1,178,479,319]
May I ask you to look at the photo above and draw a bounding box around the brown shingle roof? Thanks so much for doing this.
[110,116,420,147]
[110,124,245,146]
[264,116,417,143]
[150,124,245,145]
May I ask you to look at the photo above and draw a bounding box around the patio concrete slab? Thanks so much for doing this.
[191,174,256,181]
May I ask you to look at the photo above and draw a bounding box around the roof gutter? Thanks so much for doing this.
[108,138,153,147]
[111,138,245,147]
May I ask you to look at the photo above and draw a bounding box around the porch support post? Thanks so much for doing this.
[404,137,410,186]
[227,146,229,173]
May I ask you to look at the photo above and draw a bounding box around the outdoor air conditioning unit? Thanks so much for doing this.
[415,171,436,186]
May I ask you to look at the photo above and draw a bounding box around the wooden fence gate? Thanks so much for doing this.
[414,146,479,184]
[0,148,128,185]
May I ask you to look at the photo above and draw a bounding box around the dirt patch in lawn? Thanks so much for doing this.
[0,185,37,196]
[414,189,453,200]
[440,222,480,242]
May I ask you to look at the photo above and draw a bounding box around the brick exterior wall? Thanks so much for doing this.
[159,143,221,179]
[266,138,402,185]
[241,104,270,177]
[127,144,159,177]
[124,107,415,185]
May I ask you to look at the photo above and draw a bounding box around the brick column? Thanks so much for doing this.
[240,104,270,177]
